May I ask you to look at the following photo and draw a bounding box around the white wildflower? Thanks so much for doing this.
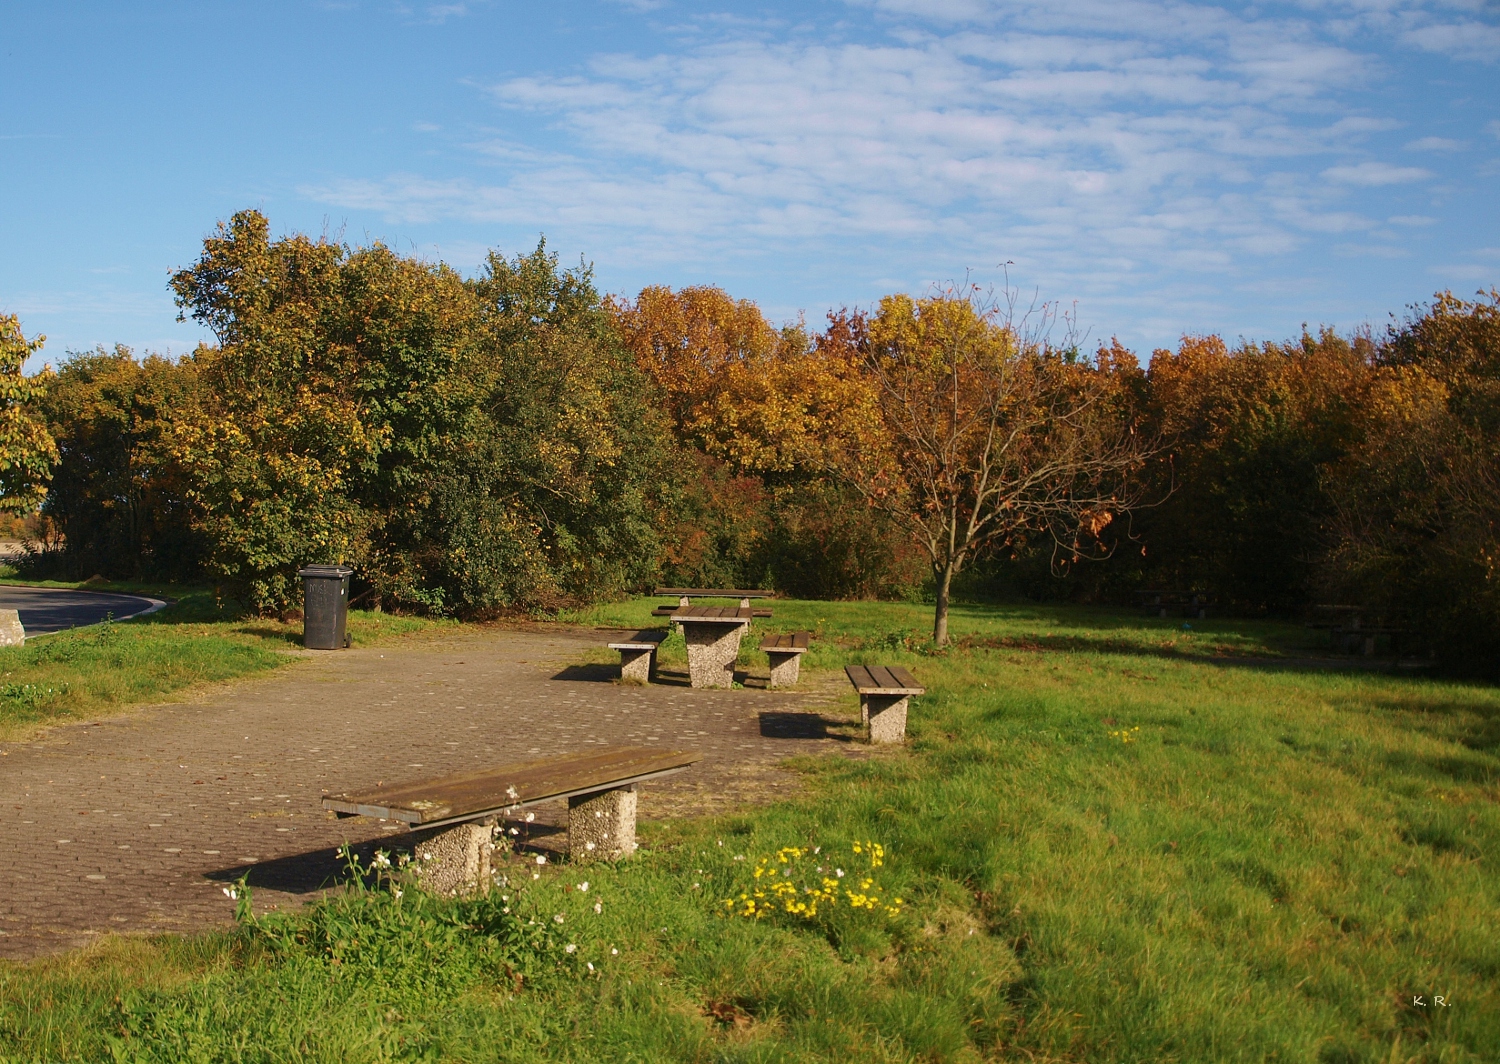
[587,962,594,971]
[611,948,619,955]
[565,943,577,953]
[577,881,589,892]
[392,887,403,899]
[535,854,547,865]
[222,887,238,900]
[525,812,535,822]
[836,868,845,878]
[554,913,565,924]
[372,851,391,869]
[593,902,602,914]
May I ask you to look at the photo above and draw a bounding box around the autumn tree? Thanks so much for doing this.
[832,286,1149,645]
[1320,290,1500,670]
[0,313,58,514]
[608,285,922,596]
[1138,329,1373,609]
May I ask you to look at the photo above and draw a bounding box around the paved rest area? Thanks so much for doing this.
[0,626,862,961]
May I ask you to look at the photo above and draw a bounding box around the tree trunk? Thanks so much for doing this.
[933,561,955,645]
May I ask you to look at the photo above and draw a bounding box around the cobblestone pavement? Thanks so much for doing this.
[0,626,863,960]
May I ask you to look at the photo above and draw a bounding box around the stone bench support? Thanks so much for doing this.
[861,694,911,744]
[415,817,497,897]
[568,784,637,862]
[608,638,663,683]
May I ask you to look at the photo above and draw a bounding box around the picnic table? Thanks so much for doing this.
[1132,589,1211,619]
[1307,605,1405,656]
[671,599,768,689]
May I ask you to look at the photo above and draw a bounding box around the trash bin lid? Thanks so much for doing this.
[298,564,355,579]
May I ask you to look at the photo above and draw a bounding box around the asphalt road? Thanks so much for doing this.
[0,585,167,636]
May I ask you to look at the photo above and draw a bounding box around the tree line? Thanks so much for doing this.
[1,211,1496,669]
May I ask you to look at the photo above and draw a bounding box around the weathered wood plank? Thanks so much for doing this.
[323,746,701,827]
[888,665,923,692]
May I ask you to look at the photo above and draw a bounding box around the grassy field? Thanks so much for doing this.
[1,597,1495,1062]
[0,581,448,741]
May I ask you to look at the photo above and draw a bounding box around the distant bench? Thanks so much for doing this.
[607,630,666,683]
[323,746,700,895]
[845,665,925,744]
[651,588,774,619]
[762,631,811,687]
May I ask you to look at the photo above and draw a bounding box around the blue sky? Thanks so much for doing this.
[2,0,1497,361]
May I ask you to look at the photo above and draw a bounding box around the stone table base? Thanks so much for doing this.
[682,621,748,689]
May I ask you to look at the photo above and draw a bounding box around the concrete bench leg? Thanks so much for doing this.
[767,651,801,687]
[569,784,637,862]
[683,622,745,689]
[862,694,910,744]
[414,817,495,896]
[618,647,655,684]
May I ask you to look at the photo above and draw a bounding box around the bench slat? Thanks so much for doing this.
[761,630,812,652]
[322,746,701,827]
[868,665,895,689]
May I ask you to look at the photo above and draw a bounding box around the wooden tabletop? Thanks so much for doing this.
[670,605,762,623]
[845,664,924,696]
[322,746,701,829]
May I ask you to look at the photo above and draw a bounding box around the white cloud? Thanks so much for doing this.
[1402,20,1500,63]
[301,0,1494,335]
[1403,136,1465,152]
[1388,214,1437,225]
[1323,161,1433,184]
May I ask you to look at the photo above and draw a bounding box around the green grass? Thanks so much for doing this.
[2,598,1496,1062]
[0,584,451,740]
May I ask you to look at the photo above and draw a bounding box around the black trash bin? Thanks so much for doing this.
[298,564,354,650]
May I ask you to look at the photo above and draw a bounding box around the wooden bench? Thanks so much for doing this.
[652,588,773,619]
[607,630,667,683]
[323,746,701,894]
[845,665,924,744]
[762,631,811,687]
[1332,625,1405,657]
[1132,589,1211,619]
[655,587,773,599]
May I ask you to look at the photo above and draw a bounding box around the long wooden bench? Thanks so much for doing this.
[762,631,811,687]
[323,746,700,894]
[845,665,924,744]
[607,630,667,683]
[652,588,774,619]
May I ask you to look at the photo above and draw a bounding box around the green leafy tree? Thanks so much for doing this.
[171,211,673,615]
[33,346,202,580]
[0,313,58,514]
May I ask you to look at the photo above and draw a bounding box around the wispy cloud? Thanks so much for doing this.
[301,0,1497,337]
[1323,162,1433,185]
[1403,136,1464,152]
